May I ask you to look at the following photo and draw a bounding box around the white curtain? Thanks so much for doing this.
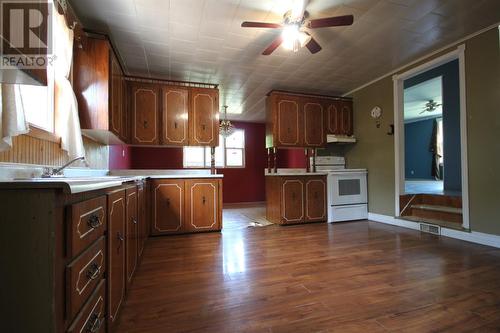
[54,9,86,160]
[0,84,29,151]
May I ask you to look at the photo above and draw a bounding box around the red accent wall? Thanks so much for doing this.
[109,145,131,169]
[277,149,308,168]
[123,121,267,204]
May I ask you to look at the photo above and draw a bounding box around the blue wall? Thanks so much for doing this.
[405,118,436,179]
[404,60,461,191]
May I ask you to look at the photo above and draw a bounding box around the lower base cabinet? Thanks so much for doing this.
[107,189,126,327]
[266,175,327,225]
[151,178,223,235]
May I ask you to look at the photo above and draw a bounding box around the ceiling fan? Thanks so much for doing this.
[420,100,442,114]
[241,0,353,55]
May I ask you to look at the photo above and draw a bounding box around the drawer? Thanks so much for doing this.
[67,279,106,333]
[68,196,107,257]
[66,237,106,321]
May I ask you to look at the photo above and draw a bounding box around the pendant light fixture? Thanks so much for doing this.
[219,105,235,137]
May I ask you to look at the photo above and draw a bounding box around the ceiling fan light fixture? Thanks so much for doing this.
[282,25,310,52]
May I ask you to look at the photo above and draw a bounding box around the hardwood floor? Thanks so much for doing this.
[115,219,500,332]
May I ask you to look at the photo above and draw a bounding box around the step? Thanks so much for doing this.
[400,216,466,231]
[411,204,462,215]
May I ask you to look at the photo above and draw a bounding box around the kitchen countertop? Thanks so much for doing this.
[0,167,223,194]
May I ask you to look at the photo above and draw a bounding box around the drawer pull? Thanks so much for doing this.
[86,313,103,333]
[86,263,101,280]
[133,219,138,225]
[87,214,101,229]
[202,196,206,204]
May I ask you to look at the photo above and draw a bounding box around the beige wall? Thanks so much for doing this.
[345,27,500,235]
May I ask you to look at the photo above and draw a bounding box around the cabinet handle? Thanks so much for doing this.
[202,124,206,131]
[86,313,103,333]
[133,218,137,225]
[166,198,170,206]
[174,122,178,129]
[86,262,101,280]
[87,214,101,229]
[117,232,124,242]
[202,196,206,204]
[287,127,291,133]
[143,120,148,129]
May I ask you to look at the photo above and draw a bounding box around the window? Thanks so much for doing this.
[18,65,55,132]
[183,129,245,168]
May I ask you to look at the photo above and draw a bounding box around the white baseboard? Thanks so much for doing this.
[368,213,500,249]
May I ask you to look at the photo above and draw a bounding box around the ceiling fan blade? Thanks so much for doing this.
[241,21,282,29]
[307,15,354,29]
[262,36,284,55]
[305,37,322,54]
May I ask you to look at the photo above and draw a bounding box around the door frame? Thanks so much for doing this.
[392,44,470,229]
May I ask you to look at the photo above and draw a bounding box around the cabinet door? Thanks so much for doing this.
[185,179,221,232]
[275,95,300,146]
[126,187,138,286]
[303,100,325,147]
[340,101,353,136]
[326,100,342,135]
[305,177,327,222]
[161,86,189,146]
[281,178,305,224]
[137,183,147,258]
[110,53,123,140]
[131,83,159,145]
[190,88,219,146]
[151,180,185,235]
[107,189,126,325]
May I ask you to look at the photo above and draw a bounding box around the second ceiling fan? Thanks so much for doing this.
[241,1,354,55]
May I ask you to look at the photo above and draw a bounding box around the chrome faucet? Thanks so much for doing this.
[42,156,87,178]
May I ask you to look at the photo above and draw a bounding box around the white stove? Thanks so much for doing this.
[312,156,368,222]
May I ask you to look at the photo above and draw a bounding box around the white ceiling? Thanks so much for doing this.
[404,76,442,122]
[69,0,500,122]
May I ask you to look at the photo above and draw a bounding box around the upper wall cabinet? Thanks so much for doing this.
[128,83,219,147]
[325,99,354,136]
[161,86,189,146]
[130,82,160,145]
[74,35,127,144]
[266,91,327,148]
[266,90,354,148]
[189,88,219,147]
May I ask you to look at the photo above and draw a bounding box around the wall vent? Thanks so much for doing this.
[420,223,441,235]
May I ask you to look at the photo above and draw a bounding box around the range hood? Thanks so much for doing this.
[327,134,357,143]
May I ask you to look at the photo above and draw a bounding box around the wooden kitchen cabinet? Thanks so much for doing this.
[151,178,223,235]
[137,181,147,258]
[266,90,353,148]
[325,99,353,136]
[303,99,325,147]
[151,179,185,235]
[185,179,222,232]
[266,175,327,225]
[130,82,160,145]
[304,176,327,222]
[107,189,126,327]
[74,34,127,144]
[161,86,189,146]
[281,178,305,224]
[125,186,138,287]
[189,87,219,146]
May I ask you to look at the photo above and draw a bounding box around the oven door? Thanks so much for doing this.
[329,172,367,206]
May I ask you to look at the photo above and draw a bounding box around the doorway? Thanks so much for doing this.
[394,46,469,230]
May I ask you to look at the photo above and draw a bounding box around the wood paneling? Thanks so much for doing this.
[0,135,109,169]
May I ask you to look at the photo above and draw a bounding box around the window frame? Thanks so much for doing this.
[183,129,246,169]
